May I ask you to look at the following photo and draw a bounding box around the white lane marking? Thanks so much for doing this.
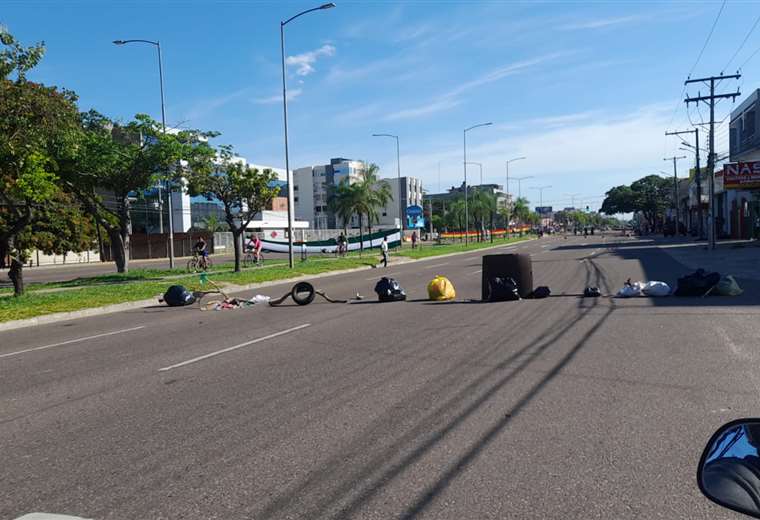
[365,271,398,280]
[541,244,550,249]
[426,262,449,268]
[0,326,145,359]
[581,243,588,246]
[158,323,311,372]
[469,269,482,275]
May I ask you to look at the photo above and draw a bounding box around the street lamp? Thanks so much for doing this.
[512,175,534,200]
[463,122,492,245]
[113,38,176,268]
[530,185,552,207]
[505,157,526,228]
[281,3,336,268]
[372,133,403,243]
[465,162,483,185]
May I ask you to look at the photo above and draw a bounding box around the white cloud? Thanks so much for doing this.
[559,15,641,30]
[183,87,252,121]
[286,44,335,76]
[384,98,461,121]
[395,104,676,209]
[252,88,302,105]
[381,52,567,122]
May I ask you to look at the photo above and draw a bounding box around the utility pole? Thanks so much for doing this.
[663,156,687,236]
[666,128,703,238]
[685,73,740,250]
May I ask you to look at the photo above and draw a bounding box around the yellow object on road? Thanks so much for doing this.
[427,275,456,301]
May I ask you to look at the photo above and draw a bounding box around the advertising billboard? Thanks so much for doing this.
[723,161,760,190]
[535,206,553,215]
[405,205,425,229]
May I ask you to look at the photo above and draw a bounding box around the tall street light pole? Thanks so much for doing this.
[372,133,402,244]
[113,38,175,268]
[281,3,336,268]
[530,185,552,208]
[463,122,492,245]
[512,175,533,200]
[662,155,687,236]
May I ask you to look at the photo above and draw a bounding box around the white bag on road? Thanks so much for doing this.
[617,281,643,297]
[641,281,671,297]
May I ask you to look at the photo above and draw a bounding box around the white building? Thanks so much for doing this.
[293,158,366,229]
[376,176,424,229]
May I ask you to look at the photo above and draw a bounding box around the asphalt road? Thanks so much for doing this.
[2,234,759,519]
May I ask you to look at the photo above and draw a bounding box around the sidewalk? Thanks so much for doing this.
[660,239,760,280]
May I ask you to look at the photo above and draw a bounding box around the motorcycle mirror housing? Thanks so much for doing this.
[698,418,760,518]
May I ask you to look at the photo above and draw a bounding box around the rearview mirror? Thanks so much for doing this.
[698,419,760,518]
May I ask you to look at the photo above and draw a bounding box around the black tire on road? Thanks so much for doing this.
[291,282,316,306]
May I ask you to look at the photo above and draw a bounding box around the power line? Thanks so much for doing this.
[688,0,727,79]
[666,1,727,137]
[723,12,760,73]
[739,41,760,70]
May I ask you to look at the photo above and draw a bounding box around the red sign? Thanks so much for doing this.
[724,161,760,190]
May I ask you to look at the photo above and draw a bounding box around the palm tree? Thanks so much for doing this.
[326,178,356,236]
[352,163,392,252]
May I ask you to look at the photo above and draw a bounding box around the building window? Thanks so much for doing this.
[294,196,299,203]
[294,185,298,191]
[746,110,756,137]
[316,207,321,213]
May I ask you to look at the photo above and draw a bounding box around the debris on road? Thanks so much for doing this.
[715,275,743,296]
[529,286,551,299]
[269,281,357,306]
[486,276,521,301]
[374,277,407,302]
[616,279,643,297]
[427,275,456,301]
[674,269,721,297]
[160,285,196,307]
[583,287,601,298]
[641,281,671,297]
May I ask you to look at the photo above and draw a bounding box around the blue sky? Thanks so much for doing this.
[3,0,759,211]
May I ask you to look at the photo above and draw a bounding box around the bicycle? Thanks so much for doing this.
[243,249,263,268]
[187,252,213,272]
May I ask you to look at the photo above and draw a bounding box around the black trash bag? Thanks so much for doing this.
[530,286,551,299]
[374,277,407,302]
[674,268,721,297]
[583,287,601,298]
[163,285,196,306]
[487,276,520,302]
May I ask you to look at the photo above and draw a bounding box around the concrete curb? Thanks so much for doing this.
[0,238,534,332]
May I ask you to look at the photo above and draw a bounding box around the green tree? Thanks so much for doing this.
[601,175,670,233]
[65,111,216,273]
[512,197,530,226]
[0,31,90,295]
[185,145,280,272]
[201,214,225,232]
[326,177,356,235]
[350,163,392,253]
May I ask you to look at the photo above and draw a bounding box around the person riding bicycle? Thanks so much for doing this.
[337,233,347,256]
[246,234,263,263]
[194,237,209,266]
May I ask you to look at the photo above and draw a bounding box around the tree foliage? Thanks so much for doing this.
[0,30,93,295]
[601,175,671,232]
[185,145,280,272]
[65,111,218,272]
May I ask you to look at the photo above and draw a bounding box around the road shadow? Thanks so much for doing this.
[254,256,617,520]
[607,243,760,307]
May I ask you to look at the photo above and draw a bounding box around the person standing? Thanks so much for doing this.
[380,236,389,267]
[411,231,418,249]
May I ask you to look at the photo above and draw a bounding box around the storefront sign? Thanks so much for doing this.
[724,161,760,189]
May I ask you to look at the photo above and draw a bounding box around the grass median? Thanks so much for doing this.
[0,236,532,323]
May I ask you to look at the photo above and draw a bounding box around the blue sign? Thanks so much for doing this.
[535,206,553,215]
[406,205,425,228]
